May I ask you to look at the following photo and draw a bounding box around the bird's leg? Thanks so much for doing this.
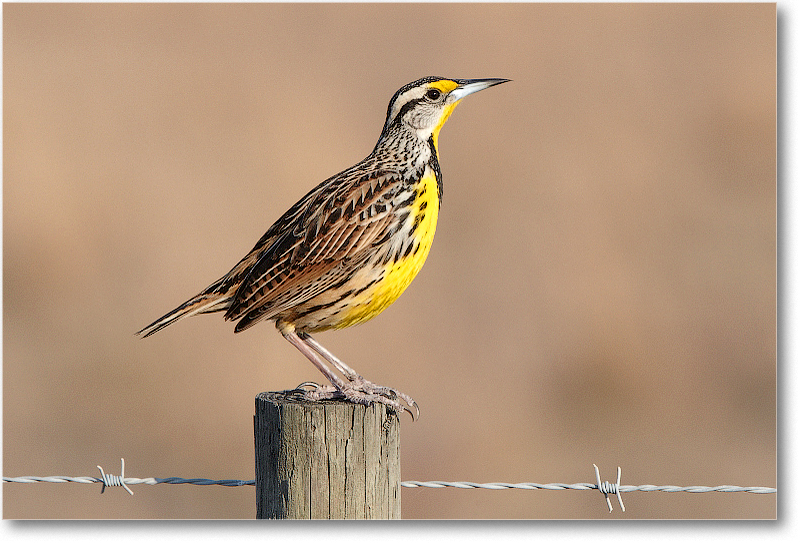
[281,330,349,394]
[298,331,363,381]
[281,329,416,419]
[299,332,419,420]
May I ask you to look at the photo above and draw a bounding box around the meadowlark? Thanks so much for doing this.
[137,76,509,419]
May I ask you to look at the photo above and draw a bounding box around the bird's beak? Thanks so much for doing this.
[449,78,511,102]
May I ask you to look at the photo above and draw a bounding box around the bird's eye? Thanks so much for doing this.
[425,88,441,101]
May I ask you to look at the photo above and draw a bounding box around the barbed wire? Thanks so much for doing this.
[3,459,776,513]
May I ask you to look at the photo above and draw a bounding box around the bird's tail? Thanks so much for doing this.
[136,288,232,338]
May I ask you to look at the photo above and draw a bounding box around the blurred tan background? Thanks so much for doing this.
[3,3,775,519]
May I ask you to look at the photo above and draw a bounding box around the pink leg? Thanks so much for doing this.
[301,332,419,419]
[281,329,418,419]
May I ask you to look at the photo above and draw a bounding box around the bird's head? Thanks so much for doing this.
[378,77,510,149]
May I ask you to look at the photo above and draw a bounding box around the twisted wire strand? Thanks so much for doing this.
[4,475,775,494]
[398,482,775,493]
[3,457,776,516]
[2,476,255,487]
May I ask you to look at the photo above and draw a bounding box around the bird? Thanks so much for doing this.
[137,76,509,419]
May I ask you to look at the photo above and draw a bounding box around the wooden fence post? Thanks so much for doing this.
[254,391,401,519]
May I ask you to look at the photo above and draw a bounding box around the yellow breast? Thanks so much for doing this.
[334,170,440,328]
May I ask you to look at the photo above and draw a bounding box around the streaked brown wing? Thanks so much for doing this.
[224,168,403,330]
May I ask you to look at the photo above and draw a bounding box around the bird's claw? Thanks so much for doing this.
[291,380,419,421]
[294,381,322,391]
[287,381,322,399]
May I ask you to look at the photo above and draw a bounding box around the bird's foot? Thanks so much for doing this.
[292,380,419,421]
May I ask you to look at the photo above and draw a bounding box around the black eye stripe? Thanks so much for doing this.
[385,96,428,132]
[379,85,446,140]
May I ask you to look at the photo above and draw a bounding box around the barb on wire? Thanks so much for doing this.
[594,464,624,513]
[97,458,133,496]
